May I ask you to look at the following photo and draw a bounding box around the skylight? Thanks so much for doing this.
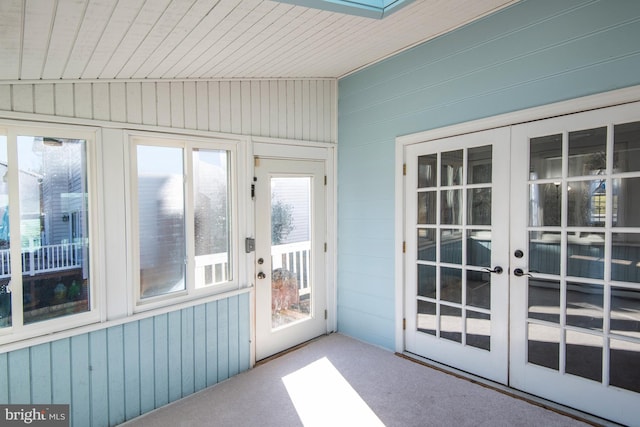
[276,0,415,19]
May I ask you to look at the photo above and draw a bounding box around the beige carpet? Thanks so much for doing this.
[122,333,596,427]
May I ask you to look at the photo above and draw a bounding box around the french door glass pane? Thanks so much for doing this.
[418,154,437,188]
[566,330,602,382]
[137,145,185,298]
[530,134,562,179]
[271,177,311,329]
[193,149,231,287]
[0,135,9,328]
[567,127,606,177]
[467,145,492,184]
[614,121,640,172]
[610,339,640,393]
[18,136,90,324]
[466,310,490,350]
[441,150,463,186]
[417,229,435,261]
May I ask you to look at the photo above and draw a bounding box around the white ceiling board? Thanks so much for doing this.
[0,0,518,81]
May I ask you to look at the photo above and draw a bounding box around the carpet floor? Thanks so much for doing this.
[122,333,595,427]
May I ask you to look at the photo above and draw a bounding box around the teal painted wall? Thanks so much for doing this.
[0,293,250,427]
[337,0,640,349]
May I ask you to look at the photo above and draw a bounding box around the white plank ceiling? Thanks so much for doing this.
[0,0,516,81]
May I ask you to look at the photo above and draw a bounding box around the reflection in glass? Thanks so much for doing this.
[566,330,602,382]
[440,305,462,343]
[566,283,603,330]
[417,192,436,225]
[610,339,640,393]
[0,136,10,328]
[528,323,559,370]
[612,234,640,283]
[467,230,491,268]
[441,150,463,186]
[467,145,492,184]
[19,136,90,323]
[418,154,437,188]
[138,145,185,298]
[193,149,231,287]
[568,127,606,177]
[528,280,560,323]
[466,270,490,310]
[441,189,462,225]
[529,232,560,275]
[417,228,436,261]
[271,177,312,329]
[530,134,562,180]
[417,300,436,336]
[417,264,436,298]
[614,177,640,227]
[614,121,640,173]
[467,188,491,225]
[529,183,561,227]
[610,287,640,339]
[440,229,462,265]
[467,311,490,351]
[567,180,606,227]
[440,267,461,304]
[567,234,604,279]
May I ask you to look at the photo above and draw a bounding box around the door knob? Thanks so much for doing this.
[513,268,532,278]
[257,272,266,279]
[483,266,503,274]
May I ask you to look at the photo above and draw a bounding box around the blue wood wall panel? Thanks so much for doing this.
[0,294,250,427]
[337,0,640,350]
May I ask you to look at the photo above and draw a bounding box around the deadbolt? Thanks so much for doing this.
[514,249,524,258]
[257,272,266,279]
[257,258,264,265]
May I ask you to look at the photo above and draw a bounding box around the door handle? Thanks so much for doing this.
[483,266,503,274]
[513,268,533,278]
[257,272,266,279]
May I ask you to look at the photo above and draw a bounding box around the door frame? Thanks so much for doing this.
[395,84,640,354]
[250,138,336,365]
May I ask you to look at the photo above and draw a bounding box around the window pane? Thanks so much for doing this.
[193,149,231,287]
[18,136,90,324]
[528,323,559,370]
[467,188,491,225]
[467,145,492,184]
[612,233,640,283]
[440,189,461,225]
[137,145,185,298]
[417,228,435,261]
[467,310,490,351]
[0,135,9,328]
[418,154,437,188]
[417,191,436,225]
[529,183,561,227]
[614,121,640,173]
[567,180,605,227]
[441,150,462,186]
[530,134,562,180]
[614,177,640,227]
[567,233,604,279]
[467,230,491,268]
[568,127,606,177]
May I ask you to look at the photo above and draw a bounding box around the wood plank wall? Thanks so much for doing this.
[0,79,336,143]
[0,293,250,427]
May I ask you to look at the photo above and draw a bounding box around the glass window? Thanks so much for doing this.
[134,139,235,305]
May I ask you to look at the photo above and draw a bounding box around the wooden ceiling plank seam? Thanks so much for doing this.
[20,0,57,80]
[117,0,200,78]
[62,0,119,79]
[169,0,270,78]
[81,0,147,79]
[159,0,264,79]
[142,0,242,78]
[100,0,174,79]
[186,1,284,78]
[0,0,24,80]
[43,0,90,80]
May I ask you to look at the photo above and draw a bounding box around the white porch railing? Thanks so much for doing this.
[0,242,83,279]
[195,252,229,287]
[272,241,311,295]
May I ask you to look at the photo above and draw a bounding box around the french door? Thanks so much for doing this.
[404,100,640,426]
[254,158,327,361]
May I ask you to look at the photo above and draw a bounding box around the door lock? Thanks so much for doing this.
[257,258,264,265]
[257,272,266,279]
[483,266,503,274]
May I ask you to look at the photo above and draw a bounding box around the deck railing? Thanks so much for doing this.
[0,242,83,279]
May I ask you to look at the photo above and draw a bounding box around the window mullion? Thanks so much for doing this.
[7,130,23,329]
[184,143,195,293]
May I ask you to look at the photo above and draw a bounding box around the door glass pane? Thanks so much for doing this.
[193,149,231,287]
[612,233,640,283]
[417,300,436,336]
[137,145,185,298]
[417,192,436,224]
[467,310,490,350]
[529,231,560,275]
[440,267,461,304]
[440,189,462,225]
[530,134,562,180]
[528,279,560,323]
[418,154,437,188]
[417,264,436,298]
[0,135,9,328]
[568,127,606,177]
[566,331,602,382]
[610,286,640,338]
[467,230,491,268]
[440,305,462,343]
[19,136,90,324]
[614,177,640,227]
[417,229,435,261]
[271,177,311,329]
[466,270,490,309]
[440,229,462,264]
[567,233,604,279]
[467,145,492,184]
[614,121,640,172]
[529,183,561,227]
[528,323,559,370]
[610,339,640,393]
[467,188,491,225]
[566,283,603,330]
[567,180,605,227]
[441,150,462,186]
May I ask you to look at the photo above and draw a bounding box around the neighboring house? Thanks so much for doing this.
[0,1,639,426]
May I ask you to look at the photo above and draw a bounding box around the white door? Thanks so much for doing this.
[509,102,640,426]
[404,127,511,384]
[254,158,327,361]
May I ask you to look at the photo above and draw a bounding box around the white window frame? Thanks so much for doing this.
[0,121,103,345]
[127,132,242,313]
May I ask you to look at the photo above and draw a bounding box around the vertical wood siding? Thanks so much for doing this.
[0,293,250,427]
[0,79,336,143]
[336,0,640,350]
